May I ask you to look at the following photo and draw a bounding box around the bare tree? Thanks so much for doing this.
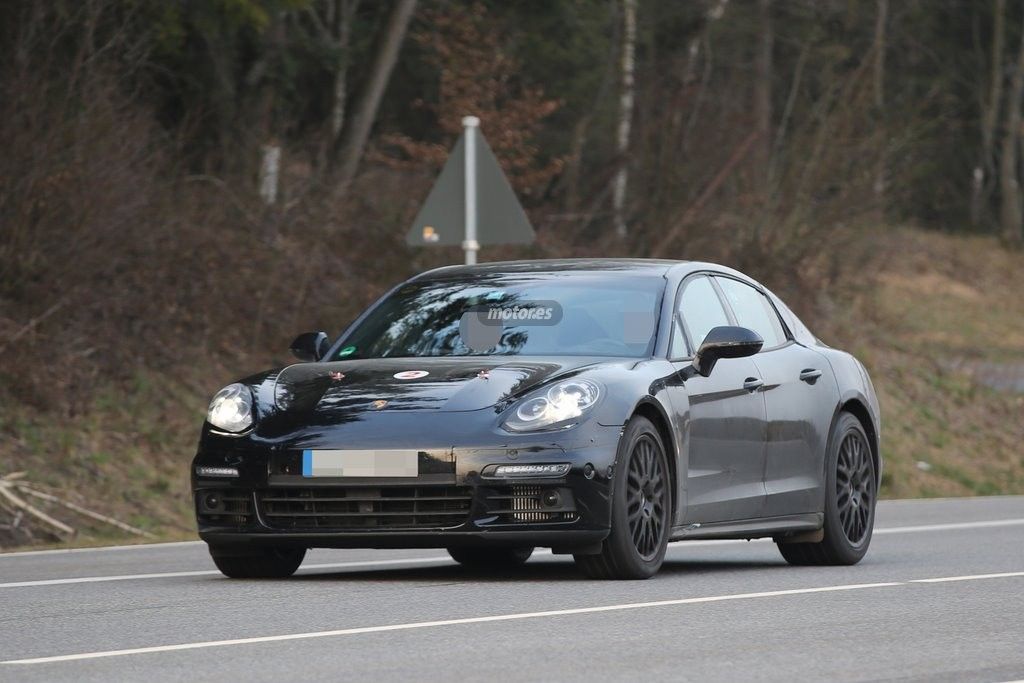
[563,0,619,215]
[330,0,359,141]
[972,0,1005,228]
[680,0,729,155]
[336,0,417,186]
[754,0,773,191]
[306,0,361,168]
[682,0,728,86]
[258,143,281,205]
[872,0,888,212]
[255,11,287,206]
[1000,8,1024,245]
[612,0,637,239]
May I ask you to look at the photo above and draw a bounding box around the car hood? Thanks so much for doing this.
[269,356,608,420]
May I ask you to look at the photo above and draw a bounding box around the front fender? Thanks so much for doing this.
[585,359,686,525]
[817,348,883,485]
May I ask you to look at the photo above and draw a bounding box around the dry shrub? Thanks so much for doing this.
[0,53,166,396]
[373,1,563,197]
[625,33,888,325]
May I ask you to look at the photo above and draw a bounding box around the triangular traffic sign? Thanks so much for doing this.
[406,125,535,248]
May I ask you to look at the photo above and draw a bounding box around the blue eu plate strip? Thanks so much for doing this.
[302,449,312,477]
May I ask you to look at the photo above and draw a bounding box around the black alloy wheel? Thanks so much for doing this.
[627,434,668,560]
[575,415,671,579]
[836,429,874,545]
[777,412,876,566]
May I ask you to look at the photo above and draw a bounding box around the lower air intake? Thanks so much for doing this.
[487,485,577,524]
[196,490,253,528]
[256,486,472,530]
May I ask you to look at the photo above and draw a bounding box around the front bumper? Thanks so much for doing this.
[192,430,620,552]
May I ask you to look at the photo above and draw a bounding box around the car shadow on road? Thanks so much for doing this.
[286,557,790,584]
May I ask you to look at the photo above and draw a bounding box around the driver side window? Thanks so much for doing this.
[673,276,730,358]
[714,276,786,349]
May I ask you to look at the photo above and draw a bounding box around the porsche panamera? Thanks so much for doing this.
[192,259,880,580]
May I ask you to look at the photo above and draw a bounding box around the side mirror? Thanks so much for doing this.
[290,331,330,362]
[693,326,763,377]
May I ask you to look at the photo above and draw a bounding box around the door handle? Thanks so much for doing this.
[799,368,822,383]
[743,377,764,392]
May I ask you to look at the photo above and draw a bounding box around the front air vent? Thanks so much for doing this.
[196,490,253,527]
[485,485,577,524]
[257,486,472,530]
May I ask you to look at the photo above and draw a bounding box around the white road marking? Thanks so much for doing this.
[1,581,906,664]
[909,571,1024,583]
[875,494,1024,504]
[3,517,1023,589]
[6,571,1024,665]
[0,556,454,589]
[874,518,1024,534]
[0,540,203,558]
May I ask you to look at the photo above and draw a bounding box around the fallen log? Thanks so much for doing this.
[17,486,154,538]
[0,481,76,537]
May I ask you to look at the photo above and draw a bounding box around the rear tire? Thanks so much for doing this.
[447,547,533,568]
[208,544,306,578]
[777,412,876,566]
[574,415,671,580]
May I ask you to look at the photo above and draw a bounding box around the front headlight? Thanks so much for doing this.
[502,378,601,432]
[207,383,254,433]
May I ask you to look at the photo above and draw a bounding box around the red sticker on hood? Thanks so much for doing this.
[393,370,429,380]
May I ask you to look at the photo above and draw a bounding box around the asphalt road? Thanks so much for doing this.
[1,496,1023,682]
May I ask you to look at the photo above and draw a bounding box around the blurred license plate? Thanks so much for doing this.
[301,449,419,478]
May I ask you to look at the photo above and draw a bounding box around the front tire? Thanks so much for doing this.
[574,416,671,580]
[208,544,306,578]
[778,412,876,566]
[447,547,533,568]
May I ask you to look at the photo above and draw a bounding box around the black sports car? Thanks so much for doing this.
[192,259,880,580]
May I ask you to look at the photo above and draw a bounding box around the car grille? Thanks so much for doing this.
[486,485,577,524]
[256,486,473,530]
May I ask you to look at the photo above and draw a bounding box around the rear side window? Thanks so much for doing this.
[676,276,730,355]
[768,292,817,345]
[715,277,786,349]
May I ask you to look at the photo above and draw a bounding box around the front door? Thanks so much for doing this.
[671,275,768,524]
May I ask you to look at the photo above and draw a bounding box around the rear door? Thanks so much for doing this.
[713,276,839,517]
[670,275,767,524]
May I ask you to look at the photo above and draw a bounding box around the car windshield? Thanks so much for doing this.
[333,273,665,359]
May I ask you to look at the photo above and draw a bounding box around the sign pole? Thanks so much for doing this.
[462,116,480,265]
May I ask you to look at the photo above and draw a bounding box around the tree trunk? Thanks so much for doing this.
[999,9,1024,244]
[259,143,281,205]
[872,0,888,215]
[335,0,417,187]
[754,0,773,191]
[256,12,286,207]
[612,0,637,239]
[973,0,1005,228]
[681,0,729,154]
[330,0,358,141]
[564,0,619,214]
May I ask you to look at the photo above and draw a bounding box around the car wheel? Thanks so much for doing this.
[208,544,306,578]
[778,412,876,566]
[447,547,534,568]
[574,415,671,580]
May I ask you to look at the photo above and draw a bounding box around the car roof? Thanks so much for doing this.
[412,258,765,289]
[414,258,685,280]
